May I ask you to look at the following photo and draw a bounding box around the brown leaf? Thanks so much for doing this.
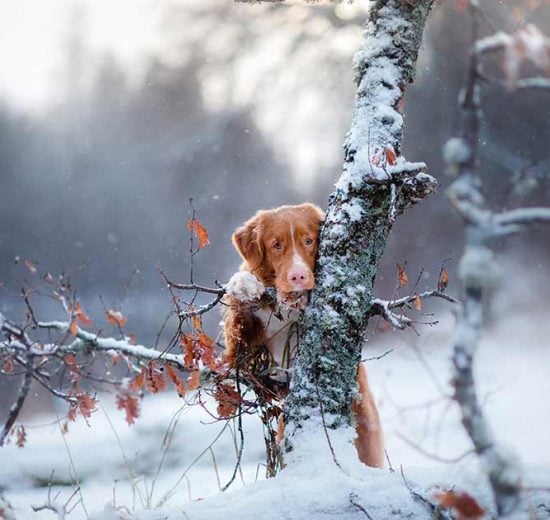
[180,334,196,369]
[215,383,241,418]
[198,332,220,371]
[437,490,485,520]
[397,263,408,286]
[165,364,187,396]
[64,353,77,367]
[106,309,127,328]
[413,294,422,310]
[438,267,449,292]
[187,370,200,391]
[68,392,97,422]
[143,361,167,394]
[74,302,93,328]
[187,218,209,249]
[131,371,145,391]
[116,393,140,425]
[192,314,202,331]
[385,146,397,166]
[69,319,78,337]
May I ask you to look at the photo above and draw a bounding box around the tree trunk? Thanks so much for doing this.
[284,0,436,459]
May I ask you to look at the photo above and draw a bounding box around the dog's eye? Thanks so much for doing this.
[273,241,283,250]
[304,238,314,246]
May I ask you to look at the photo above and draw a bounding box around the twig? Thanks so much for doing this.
[349,492,374,519]
[400,466,451,520]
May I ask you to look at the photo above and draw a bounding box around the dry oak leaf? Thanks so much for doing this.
[68,392,97,422]
[180,333,196,369]
[215,383,241,418]
[106,309,127,327]
[385,146,397,166]
[413,294,422,310]
[438,267,449,292]
[116,393,140,425]
[165,364,187,396]
[143,361,167,394]
[187,370,200,391]
[187,218,209,249]
[437,490,485,520]
[74,301,93,327]
[397,263,408,286]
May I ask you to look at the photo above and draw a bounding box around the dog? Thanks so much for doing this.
[223,203,384,468]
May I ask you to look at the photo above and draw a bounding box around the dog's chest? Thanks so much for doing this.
[254,306,300,368]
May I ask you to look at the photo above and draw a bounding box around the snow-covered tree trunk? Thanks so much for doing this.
[285,0,436,458]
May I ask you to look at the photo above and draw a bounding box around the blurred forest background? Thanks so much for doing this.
[1,1,549,410]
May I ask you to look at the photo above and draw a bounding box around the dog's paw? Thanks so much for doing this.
[225,271,265,302]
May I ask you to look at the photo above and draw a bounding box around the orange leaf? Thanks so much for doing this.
[116,393,140,425]
[143,361,167,394]
[187,218,209,249]
[192,314,202,331]
[165,364,187,396]
[385,146,397,166]
[438,267,449,292]
[180,334,196,369]
[106,309,127,327]
[437,490,485,520]
[68,392,97,422]
[215,383,241,418]
[131,371,145,391]
[413,294,422,310]
[74,302,93,328]
[64,353,77,367]
[69,319,78,336]
[187,370,200,391]
[397,263,408,286]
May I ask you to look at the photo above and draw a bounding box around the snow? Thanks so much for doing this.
[3,266,550,519]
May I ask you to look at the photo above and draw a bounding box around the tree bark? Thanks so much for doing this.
[284,0,436,457]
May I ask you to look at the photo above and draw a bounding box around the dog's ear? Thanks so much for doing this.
[300,203,325,227]
[232,216,264,269]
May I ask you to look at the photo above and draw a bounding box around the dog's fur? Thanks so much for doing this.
[223,203,384,468]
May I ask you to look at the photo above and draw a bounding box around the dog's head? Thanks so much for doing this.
[232,203,324,306]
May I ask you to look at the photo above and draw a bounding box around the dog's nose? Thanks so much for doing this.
[287,267,311,290]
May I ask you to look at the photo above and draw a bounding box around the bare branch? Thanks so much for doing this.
[0,351,34,445]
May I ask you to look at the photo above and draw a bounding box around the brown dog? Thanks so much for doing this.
[223,203,384,468]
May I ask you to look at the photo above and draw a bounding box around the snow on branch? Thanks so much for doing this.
[285,0,436,443]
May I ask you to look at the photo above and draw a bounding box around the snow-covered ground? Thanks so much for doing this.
[3,295,550,519]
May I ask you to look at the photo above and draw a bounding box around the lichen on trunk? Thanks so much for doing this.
[285,0,436,452]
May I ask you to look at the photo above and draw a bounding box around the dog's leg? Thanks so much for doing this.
[352,363,384,468]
